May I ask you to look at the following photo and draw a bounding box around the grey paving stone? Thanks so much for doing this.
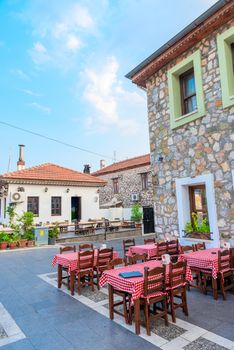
[81,287,108,302]
[0,339,35,350]
[183,337,229,350]
[150,318,186,341]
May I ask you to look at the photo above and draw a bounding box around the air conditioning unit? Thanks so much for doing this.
[11,192,25,203]
[131,193,139,201]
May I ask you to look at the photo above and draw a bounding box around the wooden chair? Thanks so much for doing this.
[79,243,93,251]
[59,246,76,288]
[123,239,135,262]
[231,248,234,268]
[180,245,202,290]
[156,241,167,258]
[144,238,156,244]
[94,248,113,289]
[180,245,193,254]
[140,266,168,336]
[76,250,94,295]
[107,258,131,324]
[193,242,206,251]
[129,253,147,265]
[203,250,234,300]
[167,240,179,255]
[167,261,188,323]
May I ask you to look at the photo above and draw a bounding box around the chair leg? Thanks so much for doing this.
[97,271,100,290]
[212,277,218,300]
[144,301,150,336]
[219,275,226,301]
[163,297,169,326]
[77,275,81,295]
[91,271,94,292]
[203,275,207,294]
[123,296,129,324]
[182,287,188,316]
[170,292,176,323]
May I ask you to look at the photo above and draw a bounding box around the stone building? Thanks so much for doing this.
[126,0,234,247]
[93,155,155,234]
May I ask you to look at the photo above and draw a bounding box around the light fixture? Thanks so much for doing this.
[66,188,70,193]
[44,187,48,192]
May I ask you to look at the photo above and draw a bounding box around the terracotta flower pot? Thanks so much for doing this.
[9,242,17,249]
[0,242,8,250]
[27,240,35,247]
[18,239,27,248]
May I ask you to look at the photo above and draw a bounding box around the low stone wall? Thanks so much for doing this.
[57,228,142,243]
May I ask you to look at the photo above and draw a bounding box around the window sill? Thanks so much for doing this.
[175,109,198,121]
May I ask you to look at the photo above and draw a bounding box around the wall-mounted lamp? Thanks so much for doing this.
[66,188,70,193]
[44,187,48,192]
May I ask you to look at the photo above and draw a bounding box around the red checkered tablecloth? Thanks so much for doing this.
[127,244,157,259]
[179,248,220,279]
[99,260,193,303]
[52,250,119,272]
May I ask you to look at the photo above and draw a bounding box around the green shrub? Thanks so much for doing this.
[131,204,143,222]
[184,212,210,235]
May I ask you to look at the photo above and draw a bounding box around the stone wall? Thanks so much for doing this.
[146,20,234,241]
[96,165,154,208]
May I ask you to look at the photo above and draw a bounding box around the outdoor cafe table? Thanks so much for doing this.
[179,248,221,299]
[52,249,119,295]
[99,260,193,335]
[127,244,157,259]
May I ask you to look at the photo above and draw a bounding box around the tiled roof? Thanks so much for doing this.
[93,154,150,176]
[0,163,106,185]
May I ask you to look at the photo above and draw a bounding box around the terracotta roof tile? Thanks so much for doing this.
[0,163,106,185]
[93,154,150,176]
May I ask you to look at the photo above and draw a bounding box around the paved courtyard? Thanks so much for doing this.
[0,238,233,350]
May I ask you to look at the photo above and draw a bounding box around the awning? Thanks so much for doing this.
[100,198,123,208]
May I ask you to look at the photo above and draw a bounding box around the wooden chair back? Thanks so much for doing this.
[77,250,94,270]
[79,243,93,251]
[97,248,113,270]
[168,261,187,289]
[230,248,234,268]
[156,241,167,257]
[218,249,231,272]
[123,239,135,256]
[180,245,194,254]
[194,242,206,251]
[167,240,179,255]
[60,245,76,254]
[129,253,147,265]
[143,265,166,298]
[107,258,125,269]
[144,238,155,244]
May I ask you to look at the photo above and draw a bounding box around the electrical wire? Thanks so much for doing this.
[0,120,115,160]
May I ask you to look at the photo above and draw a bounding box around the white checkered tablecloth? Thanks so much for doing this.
[128,244,157,259]
[179,248,220,279]
[99,260,193,303]
[52,250,119,272]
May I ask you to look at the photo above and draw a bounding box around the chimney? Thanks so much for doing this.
[17,145,25,170]
[83,164,91,174]
[100,160,106,169]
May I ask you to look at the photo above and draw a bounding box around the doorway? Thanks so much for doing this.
[143,207,155,234]
[71,197,81,221]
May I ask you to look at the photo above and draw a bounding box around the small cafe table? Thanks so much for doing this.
[179,248,221,299]
[99,260,193,335]
[52,249,119,295]
[127,244,157,259]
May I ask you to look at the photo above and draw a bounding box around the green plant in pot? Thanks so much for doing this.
[0,232,10,250]
[18,211,34,247]
[48,225,59,245]
[184,212,211,240]
[8,233,20,249]
[131,204,143,228]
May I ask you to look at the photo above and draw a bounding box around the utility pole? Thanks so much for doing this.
[113,150,116,163]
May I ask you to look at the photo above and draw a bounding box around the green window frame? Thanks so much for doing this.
[217,26,234,109]
[168,50,205,129]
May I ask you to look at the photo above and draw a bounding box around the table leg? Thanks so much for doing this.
[134,298,140,335]
[70,271,75,296]
[58,264,62,288]
[212,277,218,300]
[108,284,114,320]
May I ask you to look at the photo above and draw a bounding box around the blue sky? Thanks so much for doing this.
[0,0,217,174]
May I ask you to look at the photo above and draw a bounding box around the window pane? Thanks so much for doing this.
[185,74,196,96]
[187,95,197,113]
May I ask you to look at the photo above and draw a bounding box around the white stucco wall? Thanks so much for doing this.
[0,183,101,225]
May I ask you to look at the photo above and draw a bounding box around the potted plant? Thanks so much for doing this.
[48,225,59,245]
[8,233,19,249]
[184,212,211,240]
[131,204,143,229]
[25,230,35,247]
[0,232,10,250]
[18,212,34,248]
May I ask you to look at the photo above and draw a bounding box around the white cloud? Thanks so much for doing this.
[30,41,51,65]
[83,56,146,135]
[20,89,41,97]
[11,69,30,81]
[66,34,83,51]
[29,102,51,114]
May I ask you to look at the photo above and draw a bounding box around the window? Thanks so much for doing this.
[180,68,197,115]
[168,50,205,129]
[27,197,39,216]
[51,196,61,216]
[189,185,208,222]
[113,178,119,194]
[141,173,148,190]
[217,26,234,108]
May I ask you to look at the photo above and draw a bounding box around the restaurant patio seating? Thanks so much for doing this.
[59,246,76,289]
[156,241,167,258]
[180,245,202,290]
[167,261,188,323]
[76,250,94,295]
[193,242,206,251]
[123,239,135,262]
[144,238,156,244]
[139,266,168,336]
[107,258,131,324]
[94,248,113,290]
[129,253,147,265]
[79,243,94,251]
[202,249,234,300]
